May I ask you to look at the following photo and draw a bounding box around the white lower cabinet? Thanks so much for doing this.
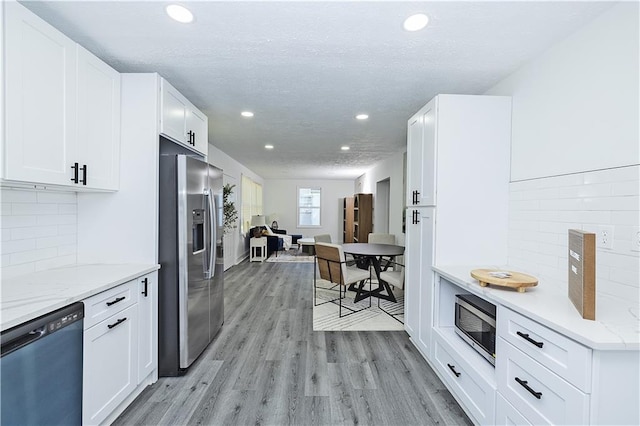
[496,393,531,426]
[497,337,589,426]
[137,273,157,382]
[432,333,496,425]
[82,271,158,425]
[83,304,138,426]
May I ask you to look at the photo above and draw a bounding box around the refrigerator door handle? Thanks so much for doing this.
[205,189,216,279]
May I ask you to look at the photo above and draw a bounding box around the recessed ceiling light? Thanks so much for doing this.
[166,4,194,23]
[341,146,350,151]
[356,114,369,120]
[404,13,429,31]
[241,111,254,117]
[265,144,274,150]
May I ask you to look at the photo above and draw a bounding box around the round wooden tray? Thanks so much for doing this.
[470,269,538,293]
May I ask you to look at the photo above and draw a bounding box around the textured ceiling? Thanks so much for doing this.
[20,1,614,179]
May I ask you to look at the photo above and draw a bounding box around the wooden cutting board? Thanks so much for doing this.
[470,269,538,293]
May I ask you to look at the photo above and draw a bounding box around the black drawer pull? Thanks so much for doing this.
[447,363,461,377]
[141,278,148,297]
[106,296,125,306]
[515,377,542,399]
[517,331,544,348]
[107,317,127,329]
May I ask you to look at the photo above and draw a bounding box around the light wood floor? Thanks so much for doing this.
[114,259,472,425]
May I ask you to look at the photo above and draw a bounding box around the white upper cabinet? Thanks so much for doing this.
[3,2,121,191]
[406,97,437,207]
[76,45,121,190]
[160,78,208,156]
[186,107,208,155]
[4,1,78,186]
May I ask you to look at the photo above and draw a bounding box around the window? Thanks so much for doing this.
[297,187,321,227]
[241,175,262,233]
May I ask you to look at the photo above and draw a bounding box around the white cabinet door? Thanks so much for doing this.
[405,97,437,207]
[4,2,77,186]
[137,272,158,383]
[76,45,121,190]
[160,78,208,156]
[160,79,187,144]
[404,207,435,354]
[83,304,138,426]
[186,107,208,155]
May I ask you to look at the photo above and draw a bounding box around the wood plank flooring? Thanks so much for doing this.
[114,259,472,425]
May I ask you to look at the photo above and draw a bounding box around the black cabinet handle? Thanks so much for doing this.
[517,331,544,348]
[71,163,79,183]
[447,363,461,377]
[79,164,87,185]
[515,377,542,399]
[412,210,420,225]
[187,130,195,145]
[106,296,125,306]
[413,190,421,205]
[107,317,127,329]
[141,278,148,297]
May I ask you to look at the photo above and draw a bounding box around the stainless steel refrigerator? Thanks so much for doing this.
[158,139,224,376]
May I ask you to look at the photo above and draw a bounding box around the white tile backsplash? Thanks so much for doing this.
[0,188,77,279]
[508,165,640,303]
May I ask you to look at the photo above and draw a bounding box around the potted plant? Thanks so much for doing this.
[223,184,238,234]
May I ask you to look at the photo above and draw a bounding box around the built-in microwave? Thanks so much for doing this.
[454,294,497,366]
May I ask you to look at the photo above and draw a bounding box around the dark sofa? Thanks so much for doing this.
[249,228,303,257]
[251,227,287,257]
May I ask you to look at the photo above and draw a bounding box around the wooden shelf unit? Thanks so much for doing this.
[352,193,372,243]
[342,197,354,243]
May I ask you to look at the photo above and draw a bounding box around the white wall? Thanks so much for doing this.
[486,2,639,181]
[263,178,354,243]
[208,144,264,267]
[355,150,406,245]
[1,188,77,279]
[486,2,639,303]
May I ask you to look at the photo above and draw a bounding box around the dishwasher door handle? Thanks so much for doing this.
[1,326,46,356]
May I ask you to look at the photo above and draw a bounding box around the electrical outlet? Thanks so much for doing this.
[631,227,640,252]
[596,225,614,250]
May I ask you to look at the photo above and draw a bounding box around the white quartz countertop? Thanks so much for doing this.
[1,263,160,332]
[433,265,640,351]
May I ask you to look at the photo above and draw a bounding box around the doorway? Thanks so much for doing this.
[375,178,390,234]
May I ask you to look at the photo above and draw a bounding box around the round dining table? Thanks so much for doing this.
[342,243,405,303]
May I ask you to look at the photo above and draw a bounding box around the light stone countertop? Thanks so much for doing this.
[434,265,640,351]
[1,263,160,332]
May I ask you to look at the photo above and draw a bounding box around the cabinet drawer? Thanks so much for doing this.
[497,338,589,425]
[83,280,136,329]
[495,392,531,426]
[433,335,496,425]
[498,306,591,391]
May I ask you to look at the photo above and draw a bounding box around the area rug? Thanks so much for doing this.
[265,249,315,263]
[313,279,404,331]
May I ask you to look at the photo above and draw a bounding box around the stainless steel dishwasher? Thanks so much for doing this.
[1,302,84,426]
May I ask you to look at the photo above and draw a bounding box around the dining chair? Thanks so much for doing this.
[367,233,396,271]
[367,233,395,245]
[313,234,332,243]
[378,255,405,323]
[314,242,372,318]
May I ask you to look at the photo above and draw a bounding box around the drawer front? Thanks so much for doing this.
[433,336,496,425]
[498,306,591,391]
[495,392,532,426]
[497,338,589,425]
[83,280,136,329]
